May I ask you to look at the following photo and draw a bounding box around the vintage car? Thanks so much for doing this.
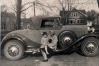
[1,16,99,60]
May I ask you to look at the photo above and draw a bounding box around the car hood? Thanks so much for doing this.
[2,29,31,40]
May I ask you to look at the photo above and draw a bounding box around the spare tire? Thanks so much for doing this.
[59,31,77,49]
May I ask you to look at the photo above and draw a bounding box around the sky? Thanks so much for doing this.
[0,0,99,18]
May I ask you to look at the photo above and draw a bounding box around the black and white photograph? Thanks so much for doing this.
[0,0,99,66]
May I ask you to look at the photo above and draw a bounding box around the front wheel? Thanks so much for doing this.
[3,40,24,60]
[81,37,99,57]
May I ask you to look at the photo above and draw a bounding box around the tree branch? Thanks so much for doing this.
[8,7,17,13]
[36,5,51,16]
[21,5,33,12]
[9,1,17,13]
[21,2,33,9]
[58,0,64,9]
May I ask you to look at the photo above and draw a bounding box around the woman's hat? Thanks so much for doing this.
[49,30,55,35]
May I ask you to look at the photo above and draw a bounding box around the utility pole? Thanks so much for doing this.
[97,0,99,7]
[68,0,72,11]
[33,2,36,16]
[16,0,22,29]
[68,0,69,11]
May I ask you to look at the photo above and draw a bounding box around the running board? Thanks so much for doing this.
[25,48,40,54]
[25,49,32,53]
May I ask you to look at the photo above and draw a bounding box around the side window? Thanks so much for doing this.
[41,19,55,28]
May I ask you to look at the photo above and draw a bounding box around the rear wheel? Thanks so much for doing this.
[3,40,24,60]
[81,37,99,57]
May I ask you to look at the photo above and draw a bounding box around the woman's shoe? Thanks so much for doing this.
[42,59,48,62]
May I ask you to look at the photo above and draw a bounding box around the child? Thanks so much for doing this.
[40,32,49,54]
[87,21,95,33]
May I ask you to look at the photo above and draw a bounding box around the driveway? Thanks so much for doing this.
[0,52,99,66]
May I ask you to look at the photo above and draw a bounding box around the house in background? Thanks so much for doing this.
[60,8,87,25]
[1,12,16,31]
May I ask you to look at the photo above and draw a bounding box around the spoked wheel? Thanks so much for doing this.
[8,45,19,57]
[3,40,24,60]
[81,37,99,57]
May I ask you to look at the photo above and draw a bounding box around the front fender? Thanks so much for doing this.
[75,33,99,43]
[1,32,41,50]
[1,35,26,50]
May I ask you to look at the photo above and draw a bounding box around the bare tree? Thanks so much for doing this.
[4,0,34,29]
[87,10,98,21]
[2,0,55,28]
[7,0,34,13]
[34,0,61,16]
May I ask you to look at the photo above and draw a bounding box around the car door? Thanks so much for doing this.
[39,18,62,36]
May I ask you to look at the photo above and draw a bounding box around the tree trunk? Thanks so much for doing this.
[16,0,22,29]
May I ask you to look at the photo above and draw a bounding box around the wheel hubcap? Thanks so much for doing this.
[85,41,98,54]
[63,36,72,44]
[8,45,19,57]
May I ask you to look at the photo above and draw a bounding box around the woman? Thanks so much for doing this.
[40,31,58,62]
[48,31,58,50]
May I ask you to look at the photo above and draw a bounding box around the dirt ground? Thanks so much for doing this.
[0,52,99,66]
